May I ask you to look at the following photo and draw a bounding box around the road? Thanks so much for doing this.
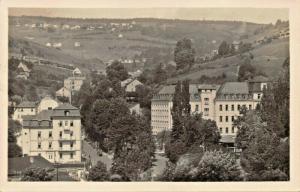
[82,140,112,169]
[151,153,168,179]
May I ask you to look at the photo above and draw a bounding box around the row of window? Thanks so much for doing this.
[58,120,74,127]
[18,108,35,112]
[219,127,235,134]
[152,120,169,123]
[37,131,74,138]
[219,116,236,123]
[152,115,169,119]
[152,104,169,107]
[47,152,75,159]
[37,141,75,149]
[219,104,252,111]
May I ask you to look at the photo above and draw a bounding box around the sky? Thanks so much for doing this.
[9,8,289,24]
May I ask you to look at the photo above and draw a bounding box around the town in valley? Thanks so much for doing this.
[8,8,290,182]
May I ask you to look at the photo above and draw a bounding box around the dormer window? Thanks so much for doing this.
[48,107,52,110]
[65,111,70,116]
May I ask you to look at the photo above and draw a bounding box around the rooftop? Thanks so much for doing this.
[217,82,249,95]
[16,101,36,108]
[54,103,78,110]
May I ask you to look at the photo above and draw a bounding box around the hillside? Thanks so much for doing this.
[9,16,265,72]
[166,38,289,83]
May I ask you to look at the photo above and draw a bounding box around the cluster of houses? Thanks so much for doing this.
[45,41,81,48]
[56,68,85,103]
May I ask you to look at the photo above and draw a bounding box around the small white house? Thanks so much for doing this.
[73,67,82,76]
[121,79,143,92]
[53,42,62,48]
[46,42,52,47]
[56,87,71,101]
[118,34,123,38]
[74,42,81,47]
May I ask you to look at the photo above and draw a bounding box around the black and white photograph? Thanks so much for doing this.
[1,0,300,191]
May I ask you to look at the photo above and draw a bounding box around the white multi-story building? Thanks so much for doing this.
[21,103,82,163]
[151,80,268,144]
[12,101,37,123]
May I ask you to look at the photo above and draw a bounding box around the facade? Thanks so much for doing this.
[21,103,82,163]
[12,101,37,122]
[37,96,59,113]
[64,76,85,92]
[151,81,268,143]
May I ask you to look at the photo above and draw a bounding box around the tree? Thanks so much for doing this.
[106,61,129,81]
[8,119,22,157]
[21,167,54,181]
[174,38,195,70]
[190,150,243,181]
[218,41,230,56]
[87,161,110,181]
[153,63,167,84]
[182,80,191,116]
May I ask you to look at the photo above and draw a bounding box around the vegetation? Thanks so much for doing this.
[174,38,195,70]
[87,161,110,181]
[235,57,290,181]
[8,119,22,158]
[21,167,54,181]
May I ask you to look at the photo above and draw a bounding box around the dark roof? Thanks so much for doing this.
[249,83,263,93]
[16,101,36,108]
[217,82,249,95]
[8,156,53,175]
[220,135,236,143]
[248,75,270,82]
[54,103,78,110]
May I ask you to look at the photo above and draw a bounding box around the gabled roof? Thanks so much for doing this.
[16,101,36,108]
[248,75,270,83]
[8,156,54,175]
[18,62,30,72]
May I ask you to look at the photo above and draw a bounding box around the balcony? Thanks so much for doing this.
[58,147,76,151]
[58,136,75,141]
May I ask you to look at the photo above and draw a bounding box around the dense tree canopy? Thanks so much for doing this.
[174,38,195,70]
[21,167,54,181]
[106,61,129,82]
[87,161,110,181]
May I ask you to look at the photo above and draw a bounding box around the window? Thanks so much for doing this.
[59,142,62,148]
[219,127,223,133]
[225,116,228,122]
[48,107,52,110]
[238,104,241,110]
[249,105,252,110]
[38,142,41,149]
[195,105,199,112]
[38,153,41,156]
[38,131,41,138]
[225,127,228,133]
[65,121,68,126]
[48,142,52,149]
[49,131,52,138]
[219,116,223,122]
[70,142,73,148]
[204,108,209,112]
[70,153,74,159]
[231,126,235,133]
[225,105,228,111]
[204,98,209,105]
[231,104,234,111]
[21,108,23,112]
[65,111,70,116]
[59,153,63,159]
[258,94,261,99]
[49,154,52,159]
[70,131,73,137]
[59,131,62,138]
[59,121,63,127]
[70,121,74,127]
[219,105,223,111]
[31,108,34,112]
[231,116,234,122]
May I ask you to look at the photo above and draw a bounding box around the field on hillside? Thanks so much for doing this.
[9,16,265,72]
[167,39,289,83]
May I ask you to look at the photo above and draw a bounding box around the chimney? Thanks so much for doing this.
[30,156,34,164]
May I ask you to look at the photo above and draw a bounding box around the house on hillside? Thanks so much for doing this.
[64,76,85,92]
[118,34,123,38]
[74,42,81,47]
[129,103,141,115]
[56,87,72,101]
[12,101,37,123]
[72,67,82,76]
[53,42,62,48]
[121,78,143,93]
[62,24,70,29]
[232,40,241,51]
[16,62,30,80]
[46,42,52,47]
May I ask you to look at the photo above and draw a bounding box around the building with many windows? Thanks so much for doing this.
[21,103,82,163]
[151,80,268,144]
